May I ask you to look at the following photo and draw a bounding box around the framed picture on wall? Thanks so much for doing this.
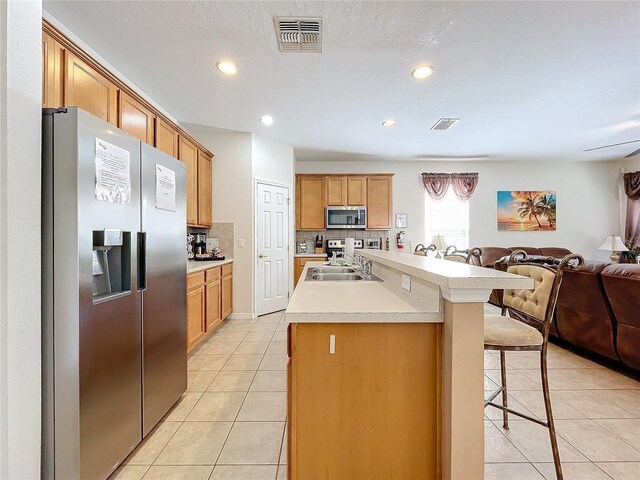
[497,191,556,231]
[395,213,408,228]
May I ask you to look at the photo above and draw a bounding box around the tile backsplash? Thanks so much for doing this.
[187,222,235,258]
[208,222,234,257]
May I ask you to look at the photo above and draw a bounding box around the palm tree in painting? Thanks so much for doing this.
[536,194,556,228]
[517,193,543,228]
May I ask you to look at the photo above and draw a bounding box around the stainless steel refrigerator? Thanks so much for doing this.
[42,107,187,479]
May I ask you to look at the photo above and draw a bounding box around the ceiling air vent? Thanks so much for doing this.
[431,118,460,131]
[274,17,323,53]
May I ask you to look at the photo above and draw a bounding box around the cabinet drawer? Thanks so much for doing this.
[205,267,221,282]
[187,272,205,291]
[222,263,233,277]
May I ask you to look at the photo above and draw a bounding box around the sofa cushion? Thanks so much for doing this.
[509,247,542,256]
[601,264,640,371]
[555,261,617,361]
[539,247,573,257]
[478,247,511,268]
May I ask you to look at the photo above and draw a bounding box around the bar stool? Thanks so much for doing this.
[413,243,436,256]
[484,250,584,480]
[443,245,483,264]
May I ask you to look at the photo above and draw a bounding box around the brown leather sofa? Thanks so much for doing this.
[601,264,640,371]
[479,247,640,375]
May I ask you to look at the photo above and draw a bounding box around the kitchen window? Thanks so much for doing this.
[425,188,470,249]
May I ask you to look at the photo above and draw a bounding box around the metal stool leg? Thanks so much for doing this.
[500,350,509,429]
[541,351,563,480]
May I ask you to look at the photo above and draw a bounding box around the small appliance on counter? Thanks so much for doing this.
[365,238,381,249]
[315,234,324,254]
[188,232,226,261]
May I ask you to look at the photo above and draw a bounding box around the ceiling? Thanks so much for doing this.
[44,1,640,162]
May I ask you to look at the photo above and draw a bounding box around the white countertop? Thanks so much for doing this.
[187,258,234,274]
[285,262,442,324]
[294,253,327,258]
[359,249,533,291]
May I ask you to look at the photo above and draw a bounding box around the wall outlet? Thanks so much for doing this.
[329,334,335,354]
[238,238,245,248]
[401,274,411,292]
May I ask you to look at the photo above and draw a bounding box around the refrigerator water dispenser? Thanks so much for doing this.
[92,229,131,301]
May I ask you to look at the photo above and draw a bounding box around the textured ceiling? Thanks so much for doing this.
[44,1,640,162]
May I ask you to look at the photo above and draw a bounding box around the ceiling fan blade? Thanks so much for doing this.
[584,139,640,152]
[625,147,640,158]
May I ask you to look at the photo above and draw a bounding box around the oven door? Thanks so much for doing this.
[326,207,366,229]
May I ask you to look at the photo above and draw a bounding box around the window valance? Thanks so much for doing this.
[421,172,479,201]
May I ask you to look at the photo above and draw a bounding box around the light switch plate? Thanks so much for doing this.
[238,238,245,248]
[401,274,411,292]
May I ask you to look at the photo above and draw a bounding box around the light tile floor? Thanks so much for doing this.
[111,308,640,480]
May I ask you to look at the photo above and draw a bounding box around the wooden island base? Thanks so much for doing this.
[287,322,441,480]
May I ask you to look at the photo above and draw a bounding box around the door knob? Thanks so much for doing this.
[258,254,268,259]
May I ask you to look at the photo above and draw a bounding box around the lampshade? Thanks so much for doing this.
[598,235,628,252]
[431,234,448,251]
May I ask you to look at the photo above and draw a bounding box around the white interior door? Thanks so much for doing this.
[256,182,290,316]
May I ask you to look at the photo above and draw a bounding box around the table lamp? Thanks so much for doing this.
[598,235,628,263]
[431,234,448,259]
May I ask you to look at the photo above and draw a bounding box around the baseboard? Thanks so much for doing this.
[228,313,256,320]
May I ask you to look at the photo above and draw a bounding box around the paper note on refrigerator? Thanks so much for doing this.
[155,164,176,211]
[94,138,131,204]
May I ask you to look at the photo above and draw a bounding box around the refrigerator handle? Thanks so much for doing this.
[137,232,147,291]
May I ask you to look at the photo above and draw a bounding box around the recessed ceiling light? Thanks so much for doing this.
[411,64,434,79]
[216,60,238,75]
[260,115,274,126]
[382,120,397,128]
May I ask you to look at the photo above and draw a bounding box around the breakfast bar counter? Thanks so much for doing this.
[285,250,532,480]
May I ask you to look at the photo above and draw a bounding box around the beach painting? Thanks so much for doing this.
[497,191,557,231]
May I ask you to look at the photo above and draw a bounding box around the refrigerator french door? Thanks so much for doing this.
[42,107,187,479]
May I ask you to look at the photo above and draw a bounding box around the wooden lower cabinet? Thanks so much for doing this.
[287,322,441,479]
[187,262,233,352]
[186,280,205,350]
[221,268,233,320]
[205,277,222,332]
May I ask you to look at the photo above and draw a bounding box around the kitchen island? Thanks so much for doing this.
[285,250,532,480]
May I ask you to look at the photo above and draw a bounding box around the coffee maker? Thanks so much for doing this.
[193,233,207,257]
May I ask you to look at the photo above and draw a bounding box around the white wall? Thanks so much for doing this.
[297,160,622,261]
[191,131,296,317]
[252,135,296,298]
[0,1,42,478]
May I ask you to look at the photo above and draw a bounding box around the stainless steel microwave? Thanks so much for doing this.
[326,206,367,229]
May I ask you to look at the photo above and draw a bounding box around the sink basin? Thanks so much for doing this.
[311,273,364,281]
[311,267,357,274]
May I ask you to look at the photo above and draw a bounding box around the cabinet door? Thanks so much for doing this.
[119,91,155,144]
[65,51,118,124]
[42,31,56,107]
[366,176,393,229]
[197,151,213,227]
[205,278,222,332]
[155,117,179,158]
[347,177,366,206]
[186,286,205,349]
[297,176,326,230]
[180,137,199,226]
[221,273,233,319]
[326,177,346,206]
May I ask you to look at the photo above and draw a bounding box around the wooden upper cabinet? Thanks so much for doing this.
[366,176,393,230]
[197,151,213,227]
[296,176,326,230]
[155,117,179,158]
[64,51,118,124]
[119,91,155,144]
[180,137,199,226]
[346,177,366,206]
[42,30,63,108]
[326,177,346,206]
[42,31,55,107]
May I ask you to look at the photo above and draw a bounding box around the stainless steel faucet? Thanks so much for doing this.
[336,252,373,278]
